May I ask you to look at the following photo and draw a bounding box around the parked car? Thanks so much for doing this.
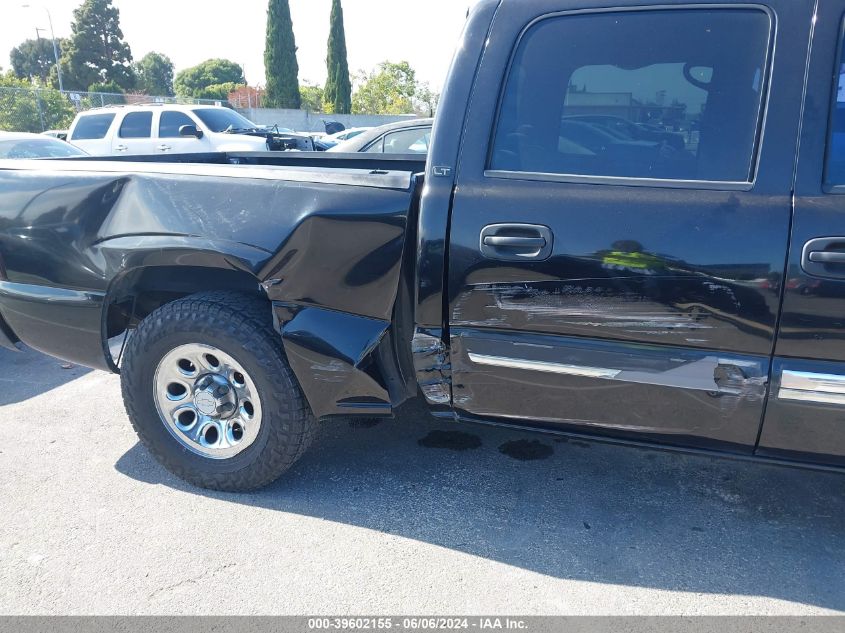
[66,104,314,156]
[40,129,69,142]
[314,127,372,151]
[564,115,686,150]
[329,119,433,153]
[1,0,842,491]
[0,132,87,159]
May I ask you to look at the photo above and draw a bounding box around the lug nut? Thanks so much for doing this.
[216,385,230,397]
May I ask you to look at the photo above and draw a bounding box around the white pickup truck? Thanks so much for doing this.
[67,104,314,156]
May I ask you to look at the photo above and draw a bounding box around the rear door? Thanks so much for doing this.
[447,0,813,452]
[758,0,845,467]
[112,110,156,155]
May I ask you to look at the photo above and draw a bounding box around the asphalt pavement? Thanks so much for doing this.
[0,346,843,615]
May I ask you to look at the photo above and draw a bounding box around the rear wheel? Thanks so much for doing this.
[121,291,315,491]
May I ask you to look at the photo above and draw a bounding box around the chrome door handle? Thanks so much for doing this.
[157,144,172,151]
[483,235,547,248]
[808,251,845,263]
[115,145,128,152]
[802,237,845,278]
[479,223,554,261]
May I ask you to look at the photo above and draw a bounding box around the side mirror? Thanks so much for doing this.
[179,124,204,139]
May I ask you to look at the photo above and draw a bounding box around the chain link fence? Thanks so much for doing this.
[0,86,227,134]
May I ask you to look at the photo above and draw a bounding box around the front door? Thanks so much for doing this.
[156,110,212,155]
[447,0,813,452]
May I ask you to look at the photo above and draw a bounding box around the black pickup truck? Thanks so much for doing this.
[1,0,844,491]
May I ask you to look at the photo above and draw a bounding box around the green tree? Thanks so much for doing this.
[299,82,324,112]
[264,0,300,109]
[10,38,64,85]
[87,80,125,105]
[174,59,245,98]
[324,0,351,114]
[135,52,174,96]
[414,81,439,117]
[0,72,75,132]
[193,82,244,101]
[60,0,135,91]
[352,61,416,115]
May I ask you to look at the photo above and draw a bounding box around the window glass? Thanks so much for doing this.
[382,128,432,154]
[159,111,196,138]
[118,112,153,139]
[193,108,257,133]
[0,138,86,159]
[825,21,845,186]
[364,137,385,153]
[70,113,116,140]
[490,9,771,182]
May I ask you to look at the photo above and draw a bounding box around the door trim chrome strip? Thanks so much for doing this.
[779,370,845,404]
[468,353,621,379]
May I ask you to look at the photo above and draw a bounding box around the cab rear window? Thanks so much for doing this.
[70,113,116,141]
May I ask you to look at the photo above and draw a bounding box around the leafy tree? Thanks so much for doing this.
[86,80,125,105]
[174,59,245,98]
[193,82,244,101]
[10,38,64,85]
[264,0,300,109]
[414,81,440,117]
[60,0,135,91]
[87,80,123,94]
[135,52,174,96]
[352,61,416,115]
[299,82,324,112]
[0,72,75,132]
[324,0,351,114]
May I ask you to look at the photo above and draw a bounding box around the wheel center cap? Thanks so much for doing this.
[194,391,218,416]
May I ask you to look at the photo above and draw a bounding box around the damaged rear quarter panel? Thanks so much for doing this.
[0,163,418,413]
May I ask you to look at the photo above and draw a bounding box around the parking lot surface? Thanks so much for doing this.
[0,346,843,615]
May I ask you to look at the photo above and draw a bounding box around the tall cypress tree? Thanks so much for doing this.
[324,0,352,114]
[264,0,301,109]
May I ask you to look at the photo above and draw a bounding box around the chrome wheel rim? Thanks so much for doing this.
[153,343,262,459]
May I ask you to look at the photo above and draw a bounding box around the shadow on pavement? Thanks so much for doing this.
[115,398,845,611]
[0,347,91,406]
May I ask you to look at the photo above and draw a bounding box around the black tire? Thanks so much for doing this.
[121,291,316,492]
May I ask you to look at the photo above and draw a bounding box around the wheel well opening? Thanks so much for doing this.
[105,267,266,360]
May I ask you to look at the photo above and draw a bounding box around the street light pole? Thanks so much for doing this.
[22,4,63,92]
[45,8,63,92]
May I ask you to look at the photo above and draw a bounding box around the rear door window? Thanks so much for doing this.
[489,9,772,183]
[118,112,153,139]
[70,113,116,141]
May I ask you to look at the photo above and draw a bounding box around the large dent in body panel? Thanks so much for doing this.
[451,331,768,448]
[276,305,393,418]
[412,329,452,406]
[0,165,415,376]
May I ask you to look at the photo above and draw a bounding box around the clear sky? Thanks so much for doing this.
[3,0,479,92]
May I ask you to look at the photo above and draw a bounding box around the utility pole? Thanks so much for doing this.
[22,4,63,92]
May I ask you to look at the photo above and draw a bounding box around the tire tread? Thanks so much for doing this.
[121,291,316,492]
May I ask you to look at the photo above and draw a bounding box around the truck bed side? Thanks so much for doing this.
[0,159,422,418]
